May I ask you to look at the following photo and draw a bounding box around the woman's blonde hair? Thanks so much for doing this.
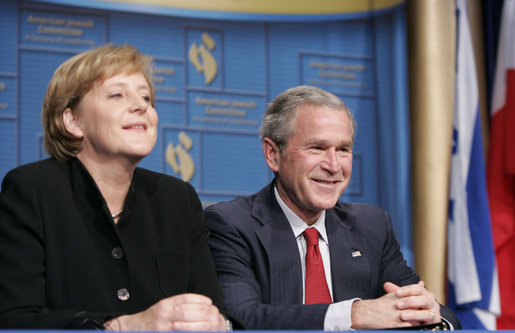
[41,43,154,162]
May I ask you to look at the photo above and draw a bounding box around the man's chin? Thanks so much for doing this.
[313,198,339,211]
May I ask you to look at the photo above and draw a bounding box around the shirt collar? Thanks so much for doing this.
[273,186,329,244]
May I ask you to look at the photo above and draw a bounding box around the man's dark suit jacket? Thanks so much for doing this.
[205,182,460,330]
[0,158,236,328]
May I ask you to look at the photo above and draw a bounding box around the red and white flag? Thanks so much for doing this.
[488,0,515,328]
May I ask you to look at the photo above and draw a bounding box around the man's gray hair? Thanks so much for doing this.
[259,85,356,154]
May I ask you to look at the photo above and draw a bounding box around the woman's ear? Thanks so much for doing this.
[62,108,83,138]
[262,137,281,172]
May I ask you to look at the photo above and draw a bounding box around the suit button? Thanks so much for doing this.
[111,247,123,259]
[117,288,130,301]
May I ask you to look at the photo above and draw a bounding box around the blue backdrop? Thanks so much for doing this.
[0,0,413,264]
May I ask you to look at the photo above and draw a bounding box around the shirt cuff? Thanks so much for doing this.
[324,298,361,331]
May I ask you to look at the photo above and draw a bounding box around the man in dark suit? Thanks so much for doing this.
[205,85,460,330]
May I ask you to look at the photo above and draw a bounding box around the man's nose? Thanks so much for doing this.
[321,149,339,173]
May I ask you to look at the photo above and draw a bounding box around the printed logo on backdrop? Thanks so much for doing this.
[20,10,106,50]
[153,59,185,100]
[187,29,221,88]
[166,131,195,182]
[188,90,264,130]
[188,32,219,86]
[300,51,374,97]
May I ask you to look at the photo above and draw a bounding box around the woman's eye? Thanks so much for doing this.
[109,93,123,99]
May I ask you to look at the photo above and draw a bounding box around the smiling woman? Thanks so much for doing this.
[62,72,158,169]
[0,44,240,331]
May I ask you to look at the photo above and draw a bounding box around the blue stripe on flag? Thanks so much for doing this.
[447,0,499,329]
[466,112,495,311]
[448,112,497,329]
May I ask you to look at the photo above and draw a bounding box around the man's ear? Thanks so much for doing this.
[62,108,83,138]
[262,137,281,172]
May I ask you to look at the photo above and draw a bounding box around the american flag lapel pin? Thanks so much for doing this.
[352,249,362,258]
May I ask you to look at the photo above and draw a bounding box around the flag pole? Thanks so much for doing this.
[407,0,456,303]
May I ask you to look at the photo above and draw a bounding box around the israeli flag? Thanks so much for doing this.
[447,0,500,329]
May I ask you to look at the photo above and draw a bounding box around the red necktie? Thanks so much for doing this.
[303,228,332,304]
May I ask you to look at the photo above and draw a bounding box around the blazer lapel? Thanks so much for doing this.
[252,184,303,305]
[326,206,372,301]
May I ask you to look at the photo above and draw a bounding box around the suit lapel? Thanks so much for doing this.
[326,206,372,301]
[252,184,303,305]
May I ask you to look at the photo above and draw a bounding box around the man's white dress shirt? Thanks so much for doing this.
[274,187,359,330]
